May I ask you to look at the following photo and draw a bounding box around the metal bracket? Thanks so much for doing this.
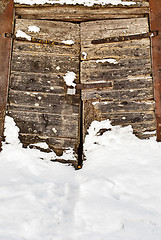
[5,32,74,46]
[91,32,158,45]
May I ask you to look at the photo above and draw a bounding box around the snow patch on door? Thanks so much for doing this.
[63,71,76,95]
[96,59,118,64]
[16,30,31,41]
[28,25,40,33]
[14,0,136,6]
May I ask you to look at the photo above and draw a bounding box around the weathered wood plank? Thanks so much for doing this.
[15,5,149,22]
[81,38,150,61]
[112,76,153,90]
[12,52,79,76]
[8,90,80,114]
[15,19,80,45]
[91,100,155,113]
[83,99,155,138]
[10,72,76,94]
[128,121,156,133]
[82,88,153,101]
[8,110,79,139]
[81,58,151,83]
[8,18,81,156]
[13,41,79,56]
[99,111,156,125]
[95,121,156,139]
[80,76,153,91]
[81,18,149,49]
[80,16,155,140]
[19,133,79,156]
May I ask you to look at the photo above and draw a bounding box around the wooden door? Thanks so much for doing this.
[81,18,156,139]
[7,16,156,161]
[8,19,80,156]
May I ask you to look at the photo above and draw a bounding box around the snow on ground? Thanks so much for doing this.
[1,116,161,240]
[14,0,136,6]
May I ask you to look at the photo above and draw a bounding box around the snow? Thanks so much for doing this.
[16,30,31,41]
[28,25,40,33]
[1,116,161,240]
[63,71,76,95]
[14,0,136,6]
[96,58,118,64]
[29,142,49,149]
[63,71,76,87]
[61,40,74,45]
[82,52,87,59]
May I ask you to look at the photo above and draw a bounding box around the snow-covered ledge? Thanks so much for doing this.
[14,0,137,6]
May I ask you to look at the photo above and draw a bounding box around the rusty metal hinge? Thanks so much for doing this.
[91,31,158,45]
[5,32,74,46]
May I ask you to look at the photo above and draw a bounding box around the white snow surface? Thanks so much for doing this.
[16,30,31,41]
[1,116,161,240]
[14,0,136,6]
[61,40,74,45]
[96,58,118,64]
[63,71,76,87]
[28,25,40,33]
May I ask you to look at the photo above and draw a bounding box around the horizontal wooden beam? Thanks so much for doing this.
[15,4,149,22]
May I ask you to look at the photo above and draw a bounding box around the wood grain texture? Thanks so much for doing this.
[82,88,153,101]
[10,72,69,94]
[8,19,81,155]
[83,100,155,139]
[81,38,150,61]
[13,41,79,56]
[7,110,79,139]
[12,52,79,76]
[81,17,156,139]
[81,18,149,50]
[15,4,149,22]
[15,19,80,45]
[8,90,80,114]
[81,58,151,84]
[91,100,154,113]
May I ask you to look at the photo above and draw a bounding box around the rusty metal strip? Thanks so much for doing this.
[150,36,161,141]
[91,32,157,45]
[149,0,161,31]
[0,0,14,149]
[149,0,161,141]
[5,33,74,46]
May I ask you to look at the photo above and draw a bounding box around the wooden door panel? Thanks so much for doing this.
[81,18,149,60]
[81,18,156,139]
[8,19,81,157]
